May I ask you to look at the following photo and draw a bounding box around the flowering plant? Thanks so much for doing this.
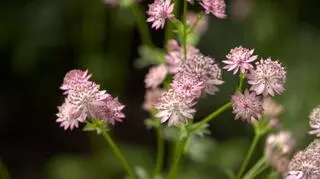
[54,0,320,178]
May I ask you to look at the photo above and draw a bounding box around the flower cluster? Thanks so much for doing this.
[56,69,125,130]
[265,131,295,174]
[146,0,226,30]
[147,0,174,29]
[309,105,320,137]
[199,0,227,18]
[223,46,287,123]
[223,46,257,74]
[179,53,224,95]
[166,40,199,74]
[286,139,320,179]
[231,90,263,123]
[144,64,168,89]
[153,51,223,126]
[248,59,286,96]
[263,97,284,128]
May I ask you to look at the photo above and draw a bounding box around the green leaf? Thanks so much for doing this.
[135,46,166,68]
[83,119,109,135]
[144,118,160,129]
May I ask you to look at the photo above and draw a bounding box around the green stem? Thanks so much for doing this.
[164,0,180,46]
[166,138,187,179]
[182,0,188,60]
[190,102,232,132]
[102,132,137,179]
[243,156,268,179]
[237,73,246,91]
[152,126,165,179]
[235,134,261,179]
[130,4,154,48]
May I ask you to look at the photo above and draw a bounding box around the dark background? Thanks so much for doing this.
[1,0,320,178]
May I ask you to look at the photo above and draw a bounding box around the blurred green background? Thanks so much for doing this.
[1,0,320,178]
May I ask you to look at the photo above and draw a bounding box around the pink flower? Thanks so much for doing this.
[265,131,295,159]
[171,73,204,101]
[187,12,208,34]
[166,40,199,74]
[145,64,168,89]
[143,88,163,111]
[155,90,196,126]
[231,90,263,122]
[200,0,227,19]
[56,102,87,130]
[248,58,286,96]
[67,81,110,109]
[288,148,320,178]
[147,0,174,30]
[223,46,257,74]
[60,69,92,93]
[308,106,320,137]
[285,171,304,179]
[88,96,125,125]
[179,53,223,95]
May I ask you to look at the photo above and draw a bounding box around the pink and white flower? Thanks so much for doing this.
[248,58,286,96]
[200,0,227,19]
[147,0,174,29]
[144,64,168,89]
[223,46,257,74]
[155,90,196,126]
[231,90,263,122]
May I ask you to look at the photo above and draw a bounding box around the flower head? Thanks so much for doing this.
[147,0,174,29]
[187,12,208,34]
[60,69,92,93]
[88,96,125,125]
[200,0,227,19]
[171,73,204,101]
[143,88,163,111]
[309,106,320,137]
[231,90,263,122]
[263,97,284,119]
[265,131,295,159]
[56,102,87,130]
[67,81,110,109]
[248,58,286,96]
[287,150,320,179]
[179,53,223,95]
[154,90,196,126]
[223,46,258,74]
[145,64,168,89]
[263,97,284,128]
[166,40,199,74]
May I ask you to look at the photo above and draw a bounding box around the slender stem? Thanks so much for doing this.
[130,4,154,48]
[182,0,188,60]
[237,73,246,91]
[243,156,268,179]
[235,134,261,179]
[190,102,232,132]
[102,132,137,179]
[164,0,180,46]
[166,138,187,179]
[152,126,165,179]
